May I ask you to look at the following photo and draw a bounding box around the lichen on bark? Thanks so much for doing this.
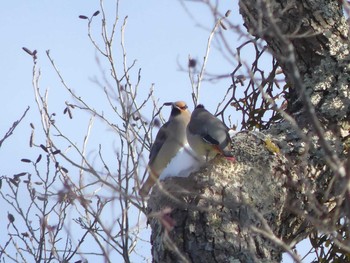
[148,132,298,262]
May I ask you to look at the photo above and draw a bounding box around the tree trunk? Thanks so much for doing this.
[147,1,350,262]
[148,131,304,262]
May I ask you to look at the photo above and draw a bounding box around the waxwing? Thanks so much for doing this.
[186,104,233,160]
[139,101,191,197]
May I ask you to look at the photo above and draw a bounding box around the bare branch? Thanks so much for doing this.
[0,106,30,148]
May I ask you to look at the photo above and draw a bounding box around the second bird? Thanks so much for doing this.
[139,101,191,197]
[187,104,233,161]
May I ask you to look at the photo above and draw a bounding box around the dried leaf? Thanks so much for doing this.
[8,213,15,223]
[235,74,246,82]
[158,208,175,233]
[79,15,88,19]
[40,144,48,153]
[21,158,31,163]
[12,176,20,182]
[30,123,35,129]
[230,102,239,108]
[22,47,33,56]
[52,150,61,155]
[265,138,280,154]
[188,58,197,68]
[14,172,27,179]
[153,118,161,128]
[9,178,19,187]
[225,10,231,17]
[67,108,73,119]
[36,154,42,164]
[220,21,227,30]
[61,167,68,173]
[132,113,140,121]
[29,130,34,147]
[93,10,100,17]
[37,196,47,201]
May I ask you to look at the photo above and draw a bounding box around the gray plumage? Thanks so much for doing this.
[139,101,191,197]
[187,104,232,160]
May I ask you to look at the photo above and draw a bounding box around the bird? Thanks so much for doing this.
[186,104,234,161]
[139,101,191,197]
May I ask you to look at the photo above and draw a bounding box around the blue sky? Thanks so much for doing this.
[1,0,240,162]
[0,1,313,262]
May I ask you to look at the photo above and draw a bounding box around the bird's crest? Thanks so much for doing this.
[195,104,205,109]
[174,101,188,110]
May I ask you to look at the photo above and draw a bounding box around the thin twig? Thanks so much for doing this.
[0,106,30,148]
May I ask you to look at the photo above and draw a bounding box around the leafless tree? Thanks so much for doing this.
[1,1,152,262]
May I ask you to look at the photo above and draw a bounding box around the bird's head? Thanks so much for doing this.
[164,101,190,117]
[164,101,188,110]
[195,104,205,109]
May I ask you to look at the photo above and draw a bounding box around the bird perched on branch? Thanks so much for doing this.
[139,101,191,197]
[186,104,234,161]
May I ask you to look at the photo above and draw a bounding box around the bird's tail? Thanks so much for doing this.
[139,171,159,197]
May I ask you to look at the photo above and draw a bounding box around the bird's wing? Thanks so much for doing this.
[149,122,169,163]
[188,113,221,146]
[201,120,231,149]
[202,134,220,145]
[204,129,233,156]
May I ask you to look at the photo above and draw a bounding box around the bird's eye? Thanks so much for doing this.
[180,105,188,110]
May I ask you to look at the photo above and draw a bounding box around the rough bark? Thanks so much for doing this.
[148,131,302,262]
[147,1,350,262]
[239,0,350,130]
